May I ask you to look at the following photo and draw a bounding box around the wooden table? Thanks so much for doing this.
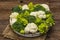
[0,0,60,40]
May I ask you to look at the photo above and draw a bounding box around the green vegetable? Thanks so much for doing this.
[23,10,30,16]
[46,17,55,26]
[35,17,42,25]
[34,4,46,11]
[11,3,55,35]
[12,21,25,32]
[25,15,36,23]
[38,23,49,34]
[20,30,25,34]
[28,2,34,11]
[17,16,28,25]
[12,5,22,13]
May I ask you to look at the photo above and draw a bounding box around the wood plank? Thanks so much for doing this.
[0,11,10,20]
[0,0,18,2]
[49,0,60,2]
[46,21,60,40]
[0,2,20,11]
[49,2,60,8]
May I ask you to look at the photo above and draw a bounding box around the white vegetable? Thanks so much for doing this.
[37,11,45,15]
[41,4,50,11]
[10,12,19,25]
[22,4,29,10]
[10,12,19,18]
[24,23,38,33]
[38,15,46,18]
[30,11,46,19]
[30,12,37,17]
[10,18,17,25]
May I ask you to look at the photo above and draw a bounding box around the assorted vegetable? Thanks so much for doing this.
[10,2,55,35]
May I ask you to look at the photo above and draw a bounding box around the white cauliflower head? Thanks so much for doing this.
[41,4,50,11]
[22,4,29,10]
[10,12,19,18]
[24,23,38,33]
[30,12,38,17]
[10,12,19,25]
[10,18,17,25]
[37,11,45,15]
[30,11,46,19]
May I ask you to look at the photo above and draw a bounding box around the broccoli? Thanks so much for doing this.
[46,17,55,26]
[34,4,46,11]
[25,15,36,23]
[28,2,34,11]
[35,17,42,25]
[20,30,25,34]
[38,23,49,34]
[12,21,25,32]
[12,5,22,13]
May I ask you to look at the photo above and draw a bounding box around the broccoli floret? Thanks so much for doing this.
[34,4,46,11]
[12,21,25,32]
[35,17,42,25]
[38,23,49,34]
[12,5,22,13]
[25,15,36,23]
[20,30,25,34]
[28,2,34,11]
[46,17,55,26]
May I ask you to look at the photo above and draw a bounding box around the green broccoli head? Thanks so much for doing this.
[12,21,25,32]
[12,5,22,13]
[35,17,42,25]
[34,4,46,11]
[46,17,55,26]
[28,2,34,11]
[25,15,36,23]
[38,23,49,34]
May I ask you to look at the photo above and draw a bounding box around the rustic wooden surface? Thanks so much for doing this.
[0,0,60,40]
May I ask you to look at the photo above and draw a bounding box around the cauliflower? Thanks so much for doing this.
[38,14,46,18]
[10,12,19,18]
[37,11,45,15]
[30,11,46,18]
[22,4,29,10]
[10,18,17,25]
[30,12,37,17]
[24,23,38,33]
[41,4,50,11]
[10,12,19,25]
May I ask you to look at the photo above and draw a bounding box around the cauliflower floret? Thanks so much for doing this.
[41,4,50,11]
[22,4,29,10]
[10,12,19,18]
[37,11,45,15]
[24,23,38,33]
[24,27,30,33]
[10,12,19,25]
[30,12,37,17]
[30,11,46,19]
[38,15,46,18]
[10,18,17,25]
